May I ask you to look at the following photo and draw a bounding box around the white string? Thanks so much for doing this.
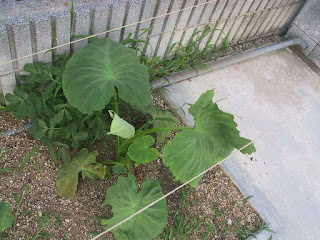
[91,95,320,240]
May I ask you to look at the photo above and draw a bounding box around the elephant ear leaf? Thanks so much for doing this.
[101,174,167,240]
[136,105,179,143]
[128,135,159,164]
[0,201,14,232]
[56,149,105,199]
[163,90,256,186]
[62,38,151,114]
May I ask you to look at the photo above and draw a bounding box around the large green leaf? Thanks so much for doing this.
[0,201,14,232]
[62,38,151,114]
[163,90,256,186]
[136,105,179,143]
[56,149,105,199]
[101,174,167,240]
[128,136,159,164]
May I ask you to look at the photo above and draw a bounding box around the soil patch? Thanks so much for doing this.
[0,94,265,239]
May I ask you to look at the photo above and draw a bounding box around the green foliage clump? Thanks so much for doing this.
[4,34,254,240]
[5,56,110,151]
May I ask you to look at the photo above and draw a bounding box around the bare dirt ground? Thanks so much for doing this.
[0,95,264,240]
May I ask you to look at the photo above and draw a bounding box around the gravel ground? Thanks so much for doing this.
[0,94,264,239]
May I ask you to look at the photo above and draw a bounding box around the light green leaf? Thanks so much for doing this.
[62,38,151,114]
[101,174,167,240]
[107,110,135,139]
[23,63,37,74]
[56,149,105,199]
[34,120,48,139]
[136,106,179,143]
[0,201,14,232]
[128,136,158,164]
[74,131,88,141]
[53,110,64,125]
[113,165,127,174]
[163,90,256,186]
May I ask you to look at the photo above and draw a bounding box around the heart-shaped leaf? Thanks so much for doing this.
[62,38,151,114]
[0,201,14,231]
[108,110,135,139]
[163,90,255,186]
[101,174,167,240]
[56,149,105,199]
[128,136,158,164]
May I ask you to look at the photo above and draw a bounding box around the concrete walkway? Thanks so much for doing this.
[161,48,320,240]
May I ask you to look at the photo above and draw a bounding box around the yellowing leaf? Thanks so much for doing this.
[107,110,135,139]
[56,149,105,199]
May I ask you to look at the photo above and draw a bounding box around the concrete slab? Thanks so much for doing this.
[161,48,320,239]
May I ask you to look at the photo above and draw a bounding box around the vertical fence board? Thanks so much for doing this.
[54,11,71,55]
[240,0,269,41]
[123,1,143,40]
[0,24,15,96]
[276,1,299,31]
[31,15,52,63]
[138,0,157,33]
[108,1,127,42]
[213,0,239,46]
[220,0,247,40]
[227,0,254,42]
[232,0,262,42]
[72,8,91,52]
[255,0,280,36]
[92,4,109,38]
[150,0,170,37]
[163,0,184,33]
[156,32,173,58]
[269,0,295,33]
[262,0,288,35]
[205,0,229,45]
[10,22,33,76]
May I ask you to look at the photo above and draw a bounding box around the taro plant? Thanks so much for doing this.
[61,38,255,239]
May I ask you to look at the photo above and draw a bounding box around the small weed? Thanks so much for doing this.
[33,212,62,240]
[0,147,9,161]
[0,147,11,173]
[234,218,274,240]
[12,186,31,220]
[19,146,40,173]
[221,37,230,51]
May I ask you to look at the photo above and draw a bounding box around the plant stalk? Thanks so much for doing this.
[119,125,192,156]
[113,89,121,160]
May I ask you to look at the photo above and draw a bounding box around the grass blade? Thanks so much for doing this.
[0,167,12,173]
[34,153,41,174]
[47,143,58,166]
[19,146,40,172]
[12,192,20,204]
